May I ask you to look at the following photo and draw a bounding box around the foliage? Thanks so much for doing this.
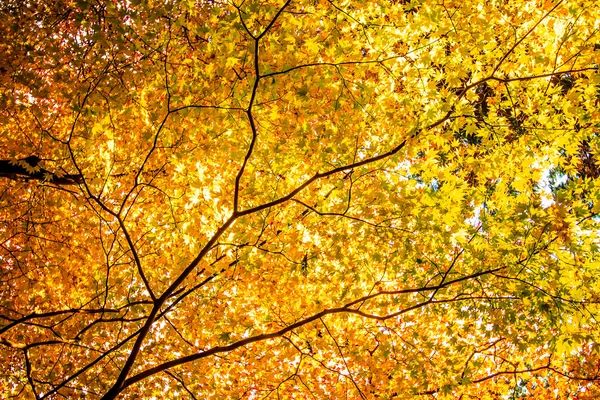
[1,0,600,398]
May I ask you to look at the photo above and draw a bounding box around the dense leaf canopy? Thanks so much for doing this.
[2,0,600,398]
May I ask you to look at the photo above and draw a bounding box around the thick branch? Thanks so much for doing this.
[119,266,505,390]
[0,158,82,185]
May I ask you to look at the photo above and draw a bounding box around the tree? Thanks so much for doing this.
[1,0,600,398]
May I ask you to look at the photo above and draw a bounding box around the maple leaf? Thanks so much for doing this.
[1,0,600,399]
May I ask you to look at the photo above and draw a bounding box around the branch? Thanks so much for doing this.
[233,0,291,212]
[320,318,367,399]
[115,215,155,300]
[491,1,563,75]
[100,215,237,400]
[118,267,504,390]
[0,159,83,185]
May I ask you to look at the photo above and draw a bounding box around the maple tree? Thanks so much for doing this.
[2,0,600,398]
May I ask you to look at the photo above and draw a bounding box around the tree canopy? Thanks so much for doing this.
[2,0,600,398]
